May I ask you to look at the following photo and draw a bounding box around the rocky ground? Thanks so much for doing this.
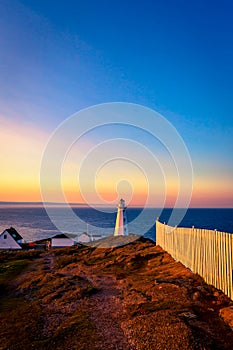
[0,235,233,350]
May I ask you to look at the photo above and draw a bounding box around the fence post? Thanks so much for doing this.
[163,222,165,250]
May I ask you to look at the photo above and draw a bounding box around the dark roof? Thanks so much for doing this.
[34,233,73,244]
[78,232,91,237]
[5,227,23,241]
[51,233,71,239]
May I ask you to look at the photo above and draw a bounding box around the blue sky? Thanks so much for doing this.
[0,0,232,206]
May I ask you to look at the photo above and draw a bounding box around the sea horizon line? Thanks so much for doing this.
[0,201,232,209]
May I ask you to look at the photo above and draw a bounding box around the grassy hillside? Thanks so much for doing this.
[0,237,233,349]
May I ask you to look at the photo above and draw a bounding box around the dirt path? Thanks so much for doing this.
[41,251,55,272]
[34,252,134,349]
[82,273,135,350]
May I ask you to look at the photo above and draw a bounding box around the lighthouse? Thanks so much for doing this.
[114,199,128,236]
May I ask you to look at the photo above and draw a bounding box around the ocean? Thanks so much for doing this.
[0,206,232,243]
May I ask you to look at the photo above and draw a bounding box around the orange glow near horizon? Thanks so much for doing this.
[190,180,233,208]
[1,115,232,208]
[1,166,233,208]
[0,115,49,203]
[1,179,233,208]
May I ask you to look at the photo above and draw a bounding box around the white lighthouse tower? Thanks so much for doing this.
[114,198,128,236]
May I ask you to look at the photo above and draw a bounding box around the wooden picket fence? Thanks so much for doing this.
[156,220,233,300]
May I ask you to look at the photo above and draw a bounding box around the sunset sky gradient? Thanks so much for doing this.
[0,0,232,207]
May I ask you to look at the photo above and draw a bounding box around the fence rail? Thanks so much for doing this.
[156,220,233,300]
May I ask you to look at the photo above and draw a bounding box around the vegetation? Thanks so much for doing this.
[0,237,233,349]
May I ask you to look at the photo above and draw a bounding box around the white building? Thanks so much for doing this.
[76,232,103,244]
[0,227,23,249]
[51,233,75,248]
[76,232,92,243]
[114,199,128,236]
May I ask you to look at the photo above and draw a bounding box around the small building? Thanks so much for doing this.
[51,233,75,248]
[76,232,92,243]
[76,232,103,243]
[0,227,23,249]
[92,234,103,241]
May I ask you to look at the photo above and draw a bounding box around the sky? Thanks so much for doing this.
[0,0,233,207]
